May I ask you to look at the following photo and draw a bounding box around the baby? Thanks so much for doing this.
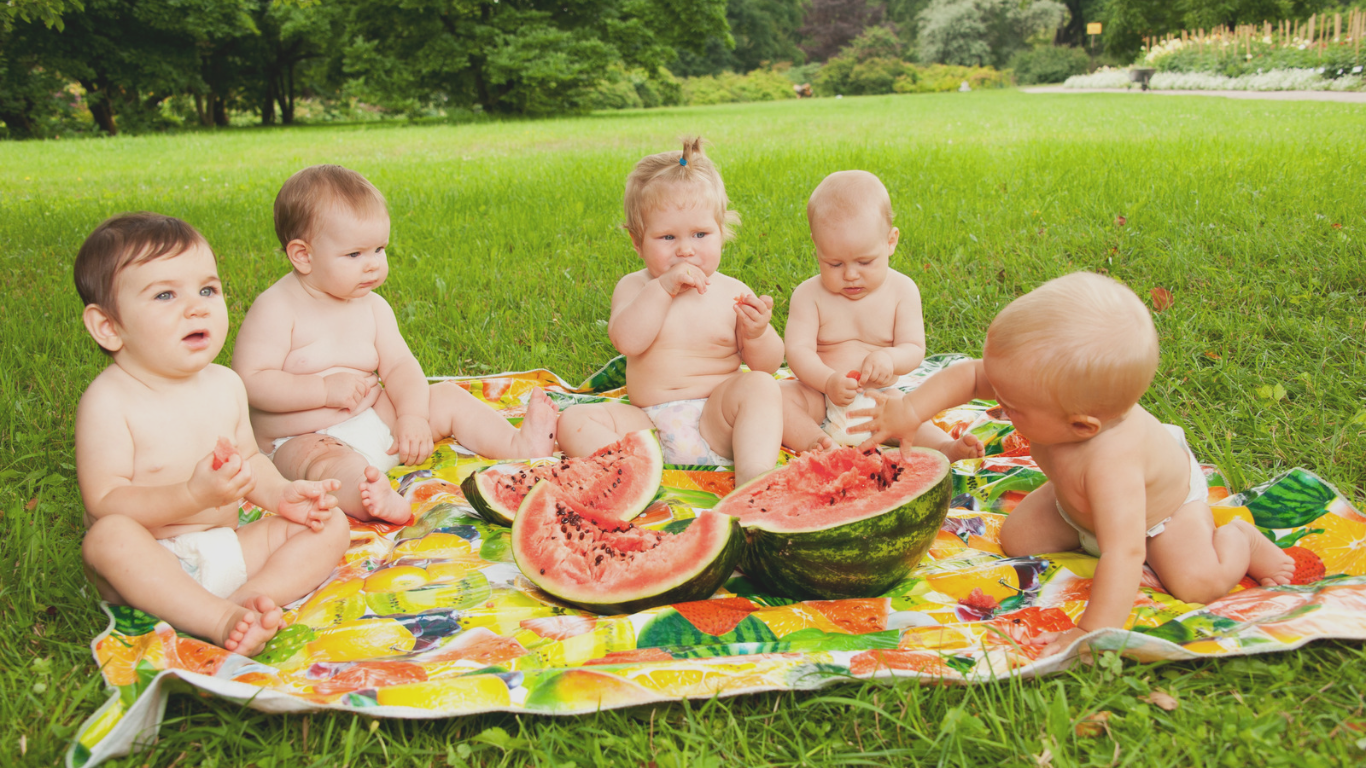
[852,272,1295,657]
[780,170,982,462]
[75,213,350,656]
[233,165,559,523]
[557,139,785,485]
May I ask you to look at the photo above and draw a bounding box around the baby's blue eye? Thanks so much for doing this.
[200,286,217,297]
[155,291,173,301]
[347,251,361,258]
[693,232,707,238]
[662,234,674,241]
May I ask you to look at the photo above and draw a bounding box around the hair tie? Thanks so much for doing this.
[679,157,687,166]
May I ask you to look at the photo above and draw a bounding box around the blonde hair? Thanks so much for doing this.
[985,272,1159,418]
[274,165,388,249]
[623,137,739,241]
[807,170,894,232]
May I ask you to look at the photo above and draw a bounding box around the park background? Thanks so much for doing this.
[3,0,1366,766]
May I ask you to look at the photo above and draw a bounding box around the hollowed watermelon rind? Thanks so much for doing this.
[512,481,745,615]
[720,447,953,600]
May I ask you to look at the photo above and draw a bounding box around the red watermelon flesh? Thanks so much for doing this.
[722,447,943,532]
[463,430,663,527]
[511,481,743,615]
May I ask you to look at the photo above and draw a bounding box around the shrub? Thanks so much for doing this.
[895,64,1012,92]
[815,56,913,96]
[681,68,797,105]
[1010,46,1091,84]
[586,67,684,111]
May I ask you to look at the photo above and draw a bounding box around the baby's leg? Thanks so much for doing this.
[998,482,1083,557]
[428,381,558,459]
[910,422,984,463]
[557,401,655,457]
[780,379,832,453]
[700,370,783,486]
[1146,502,1294,604]
[273,434,409,524]
[82,515,278,655]
[234,511,350,615]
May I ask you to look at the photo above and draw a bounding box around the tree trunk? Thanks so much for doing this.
[278,61,295,125]
[0,107,36,138]
[194,93,211,126]
[211,94,229,127]
[81,80,118,136]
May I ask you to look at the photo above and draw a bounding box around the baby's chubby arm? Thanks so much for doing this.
[373,295,436,466]
[863,276,927,387]
[849,359,992,448]
[76,377,254,528]
[608,265,707,356]
[784,280,849,398]
[232,290,378,414]
[1035,465,1149,657]
[734,291,783,374]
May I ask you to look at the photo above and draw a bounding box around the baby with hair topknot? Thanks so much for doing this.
[558,138,785,485]
[852,272,1295,657]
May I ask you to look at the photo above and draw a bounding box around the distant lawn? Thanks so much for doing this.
[2,90,1364,766]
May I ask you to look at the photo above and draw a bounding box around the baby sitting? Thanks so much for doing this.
[557,138,785,485]
[852,272,1295,657]
[75,213,350,656]
[233,165,559,523]
[780,170,982,462]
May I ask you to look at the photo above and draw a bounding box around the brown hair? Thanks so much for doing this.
[273,164,388,249]
[74,212,212,327]
[807,170,894,232]
[623,137,739,242]
[985,272,1159,419]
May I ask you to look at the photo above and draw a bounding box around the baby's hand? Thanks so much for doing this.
[324,371,379,411]
[188,442,254,510]
[1031,627,1090,660]
[859,351,896,389]
[847,389,919,450]
[733,294,774,339]
[388,414,434,467]
[825,370,862,407]
[657,263,709,297]
[277,479,341,532]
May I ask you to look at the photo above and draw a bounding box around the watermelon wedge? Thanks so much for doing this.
[512,481,744,614]
[714,446,952,600]
[461,430,664,527]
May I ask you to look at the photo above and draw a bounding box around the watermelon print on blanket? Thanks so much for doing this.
[71,358,1366,768]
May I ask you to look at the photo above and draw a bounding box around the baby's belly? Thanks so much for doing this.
[251,391,390,452]
[627,350,740,408]
[149,502,241,539]
[816,340,882,378]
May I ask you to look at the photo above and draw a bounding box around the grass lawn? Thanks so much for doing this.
[2,89,1365,766]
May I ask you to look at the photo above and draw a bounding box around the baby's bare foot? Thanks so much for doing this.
[1247,531,1296,587]
[939,432,985,463]
[219,603,279,658]
[514,388,559,457]
[359,465,412,524]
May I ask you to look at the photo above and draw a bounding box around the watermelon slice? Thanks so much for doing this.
[462,430,663,527]
[714,446,952,600]
[211,437,238,471]
[512,481,744,614]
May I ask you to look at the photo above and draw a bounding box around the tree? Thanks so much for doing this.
[340,0,730,115]
[672,0,806,76]
[799,0,889,62]
[916,0,1065,67]
[1101,0,1333,60]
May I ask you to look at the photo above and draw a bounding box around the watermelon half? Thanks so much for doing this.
[714,446,952,600]
[461,430,664,527]
[512,481,744,615]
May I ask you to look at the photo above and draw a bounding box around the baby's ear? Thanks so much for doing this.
[1068,414,1103,439]
[285,239,313,274]
[887,226,900,252]
[82,304,124,353]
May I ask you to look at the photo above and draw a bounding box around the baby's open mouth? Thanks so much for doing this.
[183,331,209,345]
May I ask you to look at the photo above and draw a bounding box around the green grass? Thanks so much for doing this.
[2,90,1365,766]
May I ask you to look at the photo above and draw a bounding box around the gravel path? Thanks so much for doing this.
[1022,85,1366,103]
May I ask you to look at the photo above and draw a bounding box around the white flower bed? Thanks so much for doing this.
[1063,67,1363,91]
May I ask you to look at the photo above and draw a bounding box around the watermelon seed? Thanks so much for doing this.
[540,569,546,574]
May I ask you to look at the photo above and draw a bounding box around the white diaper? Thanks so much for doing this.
[640,398,733,466]
[158,527,248,599]
[270,407,400,472]
[823,388,890,447]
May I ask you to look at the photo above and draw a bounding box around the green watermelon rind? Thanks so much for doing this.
[512,482,745,615]
[461,430,664,528]
[720,447,953,600]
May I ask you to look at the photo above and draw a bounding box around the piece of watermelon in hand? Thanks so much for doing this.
[211,437,238,470]
[846,370,862,382]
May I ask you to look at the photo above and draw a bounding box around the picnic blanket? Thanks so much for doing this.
[70,354,1366,767]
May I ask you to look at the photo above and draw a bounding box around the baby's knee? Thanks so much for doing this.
[82,515,147,566]
[320,509,352,550]
[737,370,780,397]
[1164,571,1228,605]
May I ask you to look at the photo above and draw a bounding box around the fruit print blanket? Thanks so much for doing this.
[70,354,1366,768]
